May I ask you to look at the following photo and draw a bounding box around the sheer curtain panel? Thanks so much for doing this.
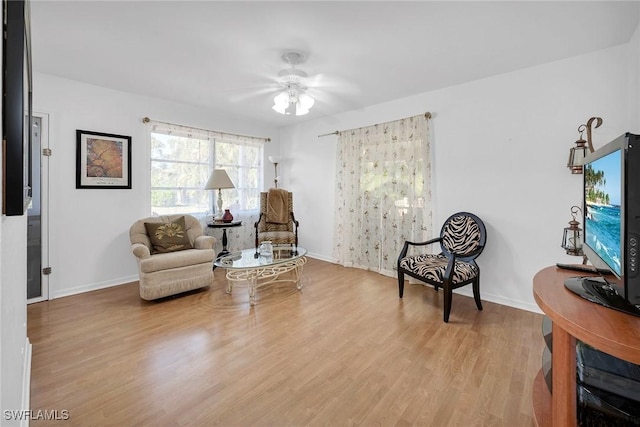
[333,114,432,276]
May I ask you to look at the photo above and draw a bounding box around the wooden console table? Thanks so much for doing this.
[532,266,640,426]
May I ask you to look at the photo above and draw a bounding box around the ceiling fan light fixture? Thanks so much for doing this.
[272,85,314,116]
[273,91,290,114]
[298,93,314,110]
[271,51,315,117]
[286,102,297,116]
[272,103,286,114]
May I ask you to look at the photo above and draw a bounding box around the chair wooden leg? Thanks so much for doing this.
[398,271,405,298]
[443,285,453,323]
[473,275,483,311]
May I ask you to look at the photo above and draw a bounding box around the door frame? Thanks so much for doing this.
[27,111,49,304]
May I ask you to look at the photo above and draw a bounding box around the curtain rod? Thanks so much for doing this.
[317,112,432,138]
[142,117,271,142]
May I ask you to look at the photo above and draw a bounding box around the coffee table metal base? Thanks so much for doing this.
[224,257,307,305]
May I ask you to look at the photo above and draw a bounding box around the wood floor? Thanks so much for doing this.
[28,258,545,426]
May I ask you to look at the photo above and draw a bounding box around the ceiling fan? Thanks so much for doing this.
[271,51,315,116]
[227,50,358,117]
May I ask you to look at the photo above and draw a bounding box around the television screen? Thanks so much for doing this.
[584,149,622,277]
[566,132,640,316]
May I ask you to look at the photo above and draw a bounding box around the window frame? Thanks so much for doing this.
[148,124,264,217]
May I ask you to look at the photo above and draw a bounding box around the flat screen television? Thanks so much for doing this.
[2,0,32,216]
[564,132,640,316]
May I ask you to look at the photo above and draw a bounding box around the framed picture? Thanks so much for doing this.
[76,130,131,189]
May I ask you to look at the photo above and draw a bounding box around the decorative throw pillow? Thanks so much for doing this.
[144,216,193,254]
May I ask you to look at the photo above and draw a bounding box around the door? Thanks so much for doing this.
[27,112,49,303]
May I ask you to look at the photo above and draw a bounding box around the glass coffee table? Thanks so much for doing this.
[214,245,307,305]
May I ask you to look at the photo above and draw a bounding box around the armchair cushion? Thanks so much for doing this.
[144,216,193,254]
[139,248,215,274]
[399,253,479,284]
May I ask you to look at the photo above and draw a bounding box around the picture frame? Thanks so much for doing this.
[76,130,132,189]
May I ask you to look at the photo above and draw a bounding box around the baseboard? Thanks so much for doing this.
[453,287,542,314]
[51,275,139,299]
[21,337,32,427]
[305,252,337,264]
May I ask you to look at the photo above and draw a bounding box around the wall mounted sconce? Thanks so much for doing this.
[567,116,603,174]
[561,205,584,257]
[268,156,281,188]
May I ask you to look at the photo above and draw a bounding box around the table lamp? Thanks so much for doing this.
[204,169,235,220]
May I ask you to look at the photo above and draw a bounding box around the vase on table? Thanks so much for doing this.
[222,209,234,223]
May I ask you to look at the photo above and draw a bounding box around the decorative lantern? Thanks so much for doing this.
[567,117,603,174]
[567,125,589,174]
[561,206,583,256]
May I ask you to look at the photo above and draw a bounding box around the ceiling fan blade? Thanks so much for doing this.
[307,73,361,95]
[307,88,363,112]
[228,87,278,103]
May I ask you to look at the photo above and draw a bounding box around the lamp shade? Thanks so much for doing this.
[204,169,235,190]
[273,92,289,113]
[298,94,315,111]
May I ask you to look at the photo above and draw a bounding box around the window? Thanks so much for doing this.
[148,121,265,216]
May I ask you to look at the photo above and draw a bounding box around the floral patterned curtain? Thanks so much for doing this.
[333,114,432,276]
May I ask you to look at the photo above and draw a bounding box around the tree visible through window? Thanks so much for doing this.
[148,121,265,216]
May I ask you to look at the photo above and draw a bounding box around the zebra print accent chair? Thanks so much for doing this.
[397,212,487,323]
[254,191,299,251]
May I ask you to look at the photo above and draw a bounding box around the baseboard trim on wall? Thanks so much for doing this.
[454,287,542,314]
[21,337,32,427]
[305,252,337,264]
[51,275,139,299]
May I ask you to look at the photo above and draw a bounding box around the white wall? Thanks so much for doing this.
[279,43,636,313]
[1,216,29,426]
[33,73,280,298]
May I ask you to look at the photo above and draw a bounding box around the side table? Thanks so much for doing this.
[207,221,243,259]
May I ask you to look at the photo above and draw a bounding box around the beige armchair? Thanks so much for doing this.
[129,214,216,300]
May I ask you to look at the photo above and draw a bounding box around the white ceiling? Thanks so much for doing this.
[30,1,640,127]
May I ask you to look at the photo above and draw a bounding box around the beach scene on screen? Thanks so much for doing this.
[584,150,622,275]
